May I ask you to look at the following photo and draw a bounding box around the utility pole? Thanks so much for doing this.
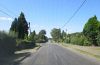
[29,22,31,35]
[66,29,70,43]
[66,29,68,43]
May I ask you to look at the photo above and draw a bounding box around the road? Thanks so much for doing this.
[18,43,100,65]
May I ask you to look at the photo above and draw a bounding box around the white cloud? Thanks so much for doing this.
[0,16,13,21]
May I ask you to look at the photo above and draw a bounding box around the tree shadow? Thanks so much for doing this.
[13,52,31,65]
[0,52,31,65]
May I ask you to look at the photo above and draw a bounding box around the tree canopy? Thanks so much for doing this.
[83,16,99,46]
[10,18,18,32]
[10,12,29,39]
[51,28,62,42]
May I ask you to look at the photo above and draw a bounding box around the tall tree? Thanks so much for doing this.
[10,18,18,32]
[83,16,99,46]
[17,12,29,39]
[51,28,61,42]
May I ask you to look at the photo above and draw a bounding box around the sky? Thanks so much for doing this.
[0,0,100,37]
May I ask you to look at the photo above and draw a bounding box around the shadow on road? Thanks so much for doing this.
[13,52,31,65]
[0,52,31,65]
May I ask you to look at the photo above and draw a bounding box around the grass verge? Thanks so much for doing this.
[61,43,100,60]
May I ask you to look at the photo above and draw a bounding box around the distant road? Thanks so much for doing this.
[19,43,100,65]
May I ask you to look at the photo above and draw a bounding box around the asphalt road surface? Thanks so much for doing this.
[18,43,100,65]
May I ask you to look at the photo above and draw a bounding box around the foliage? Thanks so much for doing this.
[17,12,29,39]
[69,32,92,46]
[16,39,35,50]
[0,31,16,56]
[28,30,48,43]
[10,18,18,32]
[37,30,48,43]
[10,12,29,39]
[39,30,46,35]
[51,28,62,42]
[61,30,66,42]
[97,22,100,46]
[50,16,100,46]
[28,30,36,42]
[50,29,92,46]
[37,34,48,43]
[83,16,99,46]
[97,33,100,46]
[9,31,18,38]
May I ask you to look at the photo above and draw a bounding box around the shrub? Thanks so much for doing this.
[83,39,92,46]
[97,33,100,46]
[69,32,92,46]
[16,39,35,50]
[0,31,16,56]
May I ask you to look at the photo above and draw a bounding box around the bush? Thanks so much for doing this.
[0,31,16,56]
[97,33,100,46]
[83,38,92,46]
[68,32,92,46]
[16,39,36,50]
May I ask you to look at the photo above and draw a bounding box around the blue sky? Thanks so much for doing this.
[0,0,100,37]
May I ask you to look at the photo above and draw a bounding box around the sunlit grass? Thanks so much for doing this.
[62,43,100,60]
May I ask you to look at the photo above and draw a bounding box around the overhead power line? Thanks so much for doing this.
[0,9,14,19]
[0,3,17,17]
[61,0,87,29]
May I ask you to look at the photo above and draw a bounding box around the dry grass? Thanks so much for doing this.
[62,43,100,59]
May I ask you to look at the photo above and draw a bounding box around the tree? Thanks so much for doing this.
[38,30,48,43]
[69,32,91,46]
[17,12,29,39]
[61,30,66,42]
[97,22,100,46]
[51,28,61,42]
[39,30,46,35]
[10,12,29,39]
[10,18,18,32]
[29,30,36,41]
[83,16,99,46]
[97,33,100,46]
